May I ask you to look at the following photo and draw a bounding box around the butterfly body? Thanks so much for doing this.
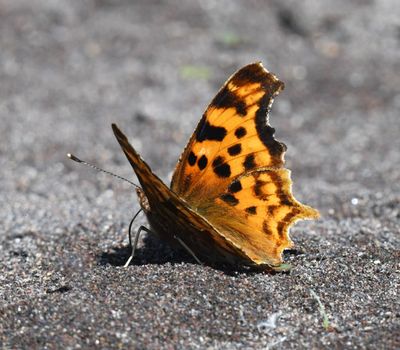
[112,62,319,270]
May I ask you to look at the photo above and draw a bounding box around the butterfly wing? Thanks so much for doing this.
[171,62,286,203]
[111,124,252,265]
[171,62,319,266]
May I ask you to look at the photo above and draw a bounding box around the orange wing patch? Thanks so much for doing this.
[171,62,286,205]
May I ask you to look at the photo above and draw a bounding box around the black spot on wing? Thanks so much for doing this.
[254,179,269,201]
[227,144,242,156]
[268,171,293,206]
[245,206,257,215]
[276,210,299,237]
[235,127,247,139]
[267,205,278,216]
[211,86,247,116]
[220,193,239,206]
[196,115,227,142]
[197,155,208,170]
[254,179,264,197]
[212,156,231,178]
[243,154,256,171]
[280,197,292,206]
[228,180,242,193]
[262,220,274,236]
[188,151,197,166]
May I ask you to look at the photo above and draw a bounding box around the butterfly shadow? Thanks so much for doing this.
[98,233,197,267]
[99,234,301,275]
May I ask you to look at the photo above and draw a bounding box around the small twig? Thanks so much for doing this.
[310,289,330,330]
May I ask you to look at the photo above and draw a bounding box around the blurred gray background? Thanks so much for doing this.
[1,1,399,349]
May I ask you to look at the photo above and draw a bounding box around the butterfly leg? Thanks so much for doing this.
[124,225,152,267]
[174,236,203,265]
[124,209,143,267]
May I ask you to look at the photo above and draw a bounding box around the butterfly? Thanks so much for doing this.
[107,62,319,271]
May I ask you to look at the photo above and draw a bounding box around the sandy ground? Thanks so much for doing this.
[0,1,399,349]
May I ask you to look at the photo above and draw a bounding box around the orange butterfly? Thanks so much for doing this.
[110,62,319,271]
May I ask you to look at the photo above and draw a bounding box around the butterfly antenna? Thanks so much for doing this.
[67,153,140,189]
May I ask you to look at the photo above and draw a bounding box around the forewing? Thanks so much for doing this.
[171,62,286,205]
